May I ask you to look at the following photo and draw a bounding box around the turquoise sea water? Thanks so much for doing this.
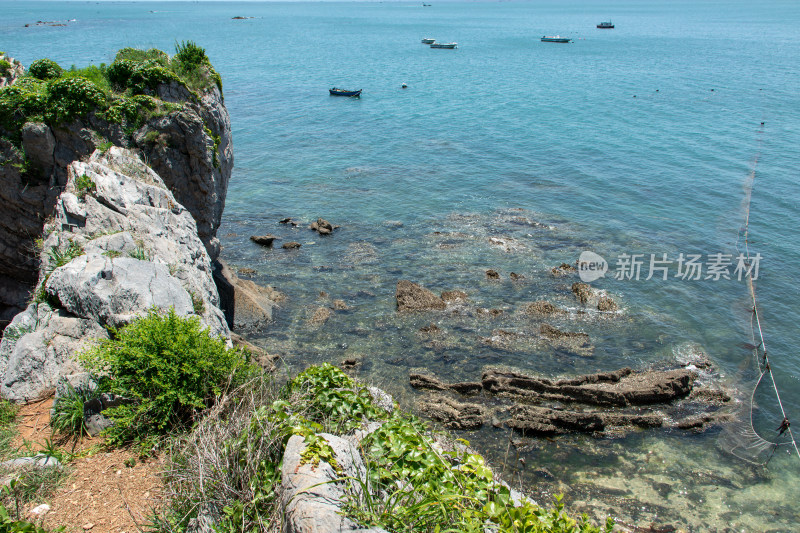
[4,1,800,529]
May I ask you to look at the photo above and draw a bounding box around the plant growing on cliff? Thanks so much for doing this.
[74,173,96,199]
[0,60,11,77]
[46,241,84,273]
[80,308,251,448]
[28,58,63,80]
[45,77,106,123]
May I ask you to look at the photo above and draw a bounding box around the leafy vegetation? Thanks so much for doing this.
[0,43,220,146]
[27,58,63,80]
[74,173,95,199]
[156,364,610,533]
[0,60,11,77]
[80,308,251,448]
[50,381,104,438]
[0,501,53,532]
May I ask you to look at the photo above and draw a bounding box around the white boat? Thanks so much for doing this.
[421,38,436,44]
[430,42,457,49]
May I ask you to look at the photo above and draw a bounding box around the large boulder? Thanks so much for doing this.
[213,259,281,332]
[280,433,387,533]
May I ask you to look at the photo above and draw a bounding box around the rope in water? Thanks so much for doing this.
[735,129,800,462]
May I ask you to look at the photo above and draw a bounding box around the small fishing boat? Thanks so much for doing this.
[541,36,572,43]
[430,42,457,49]
[597,21,614,29]
[329,88,362,97]
[421,38,436,44]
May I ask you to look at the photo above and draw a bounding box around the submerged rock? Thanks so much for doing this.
[551,263,577,277]
[409,372,482,395]
[214,259,281,333]
[395,280,446,312]
[524,301,564,317]
[486,269,500,280]
[282,241,301,249]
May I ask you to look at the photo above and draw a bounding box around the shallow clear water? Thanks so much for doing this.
[4,1,800,529]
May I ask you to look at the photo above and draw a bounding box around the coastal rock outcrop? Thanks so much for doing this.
[0,147,230,401]
[395,280,446,312]
[213,259,282,333]
[408,364,729,437]
[0,54,232,327]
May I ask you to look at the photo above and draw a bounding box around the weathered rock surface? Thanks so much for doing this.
[213,259,281,333]
[309,217,335,235]
[395,280,446,312]
[1,148,231,401]
[282,241,301,249]
[409,373,482,395]
[524,301,565,317]
[0,66,231,325]
[136,85,233,260]
[417,395,485,430]
[551,263,577,277]
[249,234,278,247]
[571,282,619,312]
[0,306,107,402]
[280,433,388,533]
[481,368,695,407]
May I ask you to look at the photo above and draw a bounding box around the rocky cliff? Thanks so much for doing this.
[0,48,232,327]
[0,147,230,401]
[0,47,241,401]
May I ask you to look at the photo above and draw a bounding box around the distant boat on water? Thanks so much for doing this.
[421,38,436,44]
[329,88,362,97]
[541,36,572,43]
[430,42,457,49]
[597,21,614,29]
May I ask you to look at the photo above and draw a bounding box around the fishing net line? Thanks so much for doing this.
[718,128,800,465]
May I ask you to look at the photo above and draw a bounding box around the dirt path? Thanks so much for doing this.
[11,397,164,533]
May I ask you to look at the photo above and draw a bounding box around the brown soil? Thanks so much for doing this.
[11,397,164,533]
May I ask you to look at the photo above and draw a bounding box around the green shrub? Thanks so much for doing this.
[97,140,113,153]
[174,41,209,71]
[81,308,250,447]
[45,77,105,122]
[104,94,158,127]
[63,64,111,94]
[28,58,63,80]
[0,60,11,77]
[114,47,169,66]
[74,173,95,198]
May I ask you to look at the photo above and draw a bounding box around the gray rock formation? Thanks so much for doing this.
[0,64,232,325]
[0,148,230,401]
[417,395,485,430]
[280,433,388,533]
[213,259,281,333]
[482,367,695,407]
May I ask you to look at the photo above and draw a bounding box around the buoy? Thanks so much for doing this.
[633,95,636,98]
[401,83,407,89]
[761,122,765,125]
[711,88,715,91]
